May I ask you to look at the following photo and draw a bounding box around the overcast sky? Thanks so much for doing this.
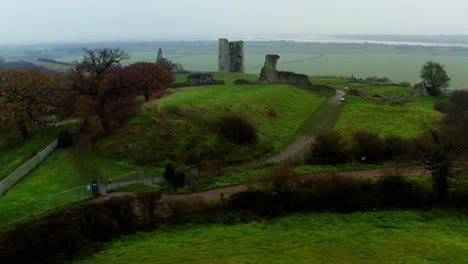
[1,0,468,44]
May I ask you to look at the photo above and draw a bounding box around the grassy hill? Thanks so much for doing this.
[76,210,468,264]
[96,82,330,169]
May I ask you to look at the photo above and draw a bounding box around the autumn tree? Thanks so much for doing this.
[68,48,130,130]
[0,68,66,139]
[420,61,450,96]
[124,62,172,101]
[68,49,173,130]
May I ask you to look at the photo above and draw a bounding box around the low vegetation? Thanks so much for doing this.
[75,210,468,264]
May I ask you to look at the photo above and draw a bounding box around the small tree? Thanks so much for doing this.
[420,61,450,96]
[419,130,455,201]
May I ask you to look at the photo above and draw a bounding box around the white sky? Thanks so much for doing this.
[1,0,468,44]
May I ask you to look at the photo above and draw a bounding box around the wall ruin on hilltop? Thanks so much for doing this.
[259,54,313,88]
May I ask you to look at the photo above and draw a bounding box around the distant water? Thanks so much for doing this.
[158,34,468,48]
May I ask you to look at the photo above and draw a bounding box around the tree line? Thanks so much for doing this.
[0,48,172,139]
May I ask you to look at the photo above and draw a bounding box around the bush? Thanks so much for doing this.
[383,135,407,160]
[351,131,385,163]
[216,113,258,145]
[435,101,461,114]
[399,81,412,87]
[449,90,468,111]
[365,76,390,83]
[307,132,350,165]
[375,174,420,208]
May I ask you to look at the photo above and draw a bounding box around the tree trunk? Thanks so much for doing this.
[96,100,110,130]
[18,117,30,140]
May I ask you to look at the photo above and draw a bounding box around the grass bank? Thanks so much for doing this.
[76,210,468,264]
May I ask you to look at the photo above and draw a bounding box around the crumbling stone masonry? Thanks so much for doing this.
[187,73,215,86]
[156,48,163,64]
[173,72,225,88]
[259,54,313,88]
[218,38,244,73]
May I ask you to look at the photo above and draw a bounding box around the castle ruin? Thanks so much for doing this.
[218,39,244,73]
[259,54,313,88]
[156,48,163,64]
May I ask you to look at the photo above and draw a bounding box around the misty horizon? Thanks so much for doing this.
[2,0,468,45]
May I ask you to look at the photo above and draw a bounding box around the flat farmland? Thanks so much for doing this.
[101,52,468,89]
[55,51,468,89]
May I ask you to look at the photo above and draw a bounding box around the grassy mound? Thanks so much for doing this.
[96,83,329,168]
[76,210,468,264]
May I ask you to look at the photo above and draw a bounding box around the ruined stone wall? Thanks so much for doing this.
[259,54,313,88]
[218,38,244,73]
[156,48,163,64]
[187,73,215,86]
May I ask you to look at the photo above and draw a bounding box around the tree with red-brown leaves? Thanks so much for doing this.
[68,48,130,130]
[68,49,173,130]
[124,62,172,102]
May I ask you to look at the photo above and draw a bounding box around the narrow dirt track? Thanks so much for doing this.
[265,90,345,165]
[89,165,430,205]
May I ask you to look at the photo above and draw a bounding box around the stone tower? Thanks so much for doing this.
[156,48,163,64]
[218,38,244,73]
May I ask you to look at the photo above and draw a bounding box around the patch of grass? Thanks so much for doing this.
[335,95,443,139]
[0,121,77,181]
[213,72,258,85]
[310,76,348,85]
[173,74,188,84]
[111,183,160,193]
[361,85,413,96]
[76,210,468,264]
[294,161,406,173]
[0,149,160,229]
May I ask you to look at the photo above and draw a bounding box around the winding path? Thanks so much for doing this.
[265,90,345,165]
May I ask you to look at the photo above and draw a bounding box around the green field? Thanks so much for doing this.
[140,52,468,89]
[76,210,468,264]
[53,51,468,90]
[360,85,413,96]
[335,95,443,138]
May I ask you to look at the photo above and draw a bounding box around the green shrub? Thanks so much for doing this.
[216,114,258,145]
[351,131,385,164]
[307,132,351,165]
